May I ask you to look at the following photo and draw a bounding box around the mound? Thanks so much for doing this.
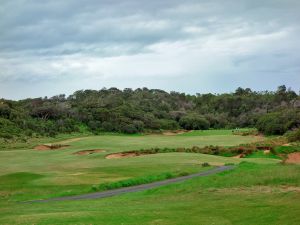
[73,149,105,155]
[34,144,69,150]
[285,152,300,164]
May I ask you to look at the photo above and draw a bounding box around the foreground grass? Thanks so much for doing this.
[1,131,297,224]
[0,162,300,225]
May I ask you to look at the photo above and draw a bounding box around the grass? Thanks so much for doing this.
[96,170,192,191]
[0,130,299,224]
[0,162,300,225]
[275,145,300,154]
[244,150,281,159]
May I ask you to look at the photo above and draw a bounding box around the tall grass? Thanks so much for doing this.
[93,171,193,191]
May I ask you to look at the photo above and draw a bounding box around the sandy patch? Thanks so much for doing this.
[283,143,291,146]
[73,149,106,155]
[34,144,70,150]
[232,154,245,158]
[285,152,300,164]
[264,150,270,154]
[106,152,149,159]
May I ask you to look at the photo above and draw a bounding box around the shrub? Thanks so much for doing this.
[120,124,138,134]
[285,129,300,142]
[179,114,210,130]
[201,162,210,167]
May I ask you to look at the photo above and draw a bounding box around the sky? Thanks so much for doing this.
[0,0,299,100]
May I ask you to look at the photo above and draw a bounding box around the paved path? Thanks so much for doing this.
[26,165,234,203]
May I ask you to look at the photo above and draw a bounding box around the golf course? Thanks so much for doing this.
[1,130,299,224]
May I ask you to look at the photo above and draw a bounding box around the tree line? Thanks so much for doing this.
[0,85,299,139]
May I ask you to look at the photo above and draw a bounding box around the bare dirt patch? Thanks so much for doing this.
[34,144,70,150]
[73,149,106,155]
[106,152,150,159]
[285,152,300,164]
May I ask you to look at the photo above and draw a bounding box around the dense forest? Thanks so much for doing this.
[0,85,299,139]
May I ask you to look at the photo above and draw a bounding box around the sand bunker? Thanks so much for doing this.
[34,144,70,150]
[285,152,300,164]
[232,154,245,158]
[106,152,149,159]
[264,150,271,154]
[73,149,105,155]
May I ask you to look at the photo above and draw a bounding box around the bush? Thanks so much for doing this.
[179,114,210,130]
[256,110,300,135]
[201,162,210,167]
[285,129,300,142]
[120,124,138,134]
[97,172,176,191]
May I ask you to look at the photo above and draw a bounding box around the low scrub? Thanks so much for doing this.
[93,172,183,191]
[232,129,259,136]
[285,128,300,142]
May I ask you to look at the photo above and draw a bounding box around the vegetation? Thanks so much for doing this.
[1,160,299,224]
[96,171,187,191]
[0,85,299,140]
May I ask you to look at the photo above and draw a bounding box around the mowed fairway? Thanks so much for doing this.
[1,131,300,224]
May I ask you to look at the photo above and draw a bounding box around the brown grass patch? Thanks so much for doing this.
[34,144,70,150]
[285,152,300,164]
[73,149,106,155]
[205,186,300,194]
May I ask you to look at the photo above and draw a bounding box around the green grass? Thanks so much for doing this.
[0,162,300,225]
[275,145,300,154]
[1,130,299,224]
[244,150,281,159]
[179,128,255,137]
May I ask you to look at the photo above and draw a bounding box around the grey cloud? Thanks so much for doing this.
[0,0,299,99]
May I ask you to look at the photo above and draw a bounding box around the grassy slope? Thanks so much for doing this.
[1,130,298,224]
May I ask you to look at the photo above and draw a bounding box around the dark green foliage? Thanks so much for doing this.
[274,145,300,154]
[179,114,210,130]
[256,110,300,135]
[285,129,300,142]
[112,144,261,158]
[201,162,210,167]
[0,85,299,138]
[96,172,178,191]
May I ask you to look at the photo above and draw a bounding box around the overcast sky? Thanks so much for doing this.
[0,0,299,99]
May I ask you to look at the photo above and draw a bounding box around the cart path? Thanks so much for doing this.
[25,165,234,203]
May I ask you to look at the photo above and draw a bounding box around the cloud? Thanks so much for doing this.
[0,0,299,99]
